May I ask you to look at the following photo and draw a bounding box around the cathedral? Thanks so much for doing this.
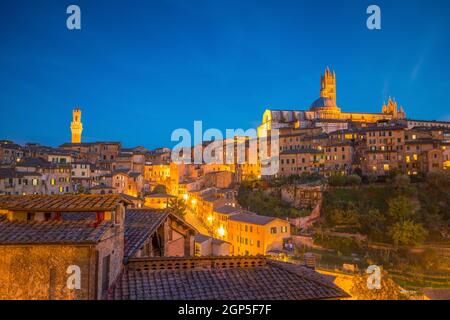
[258,68,406,135]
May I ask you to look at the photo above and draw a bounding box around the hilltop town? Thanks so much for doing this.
[1,68,449,300]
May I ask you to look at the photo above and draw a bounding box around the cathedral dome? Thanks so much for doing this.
[310,97,337,110]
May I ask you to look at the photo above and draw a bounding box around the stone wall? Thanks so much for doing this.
[94,226,125,299]
[0,226,125,300]
[280,185,323,210]
[165,232,185,257]
[0,245,93,300]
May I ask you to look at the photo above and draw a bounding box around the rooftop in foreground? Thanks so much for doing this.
[107,256,349,300]
[0,194,131,212]
[124,209,169,259]
[0,214,112,244]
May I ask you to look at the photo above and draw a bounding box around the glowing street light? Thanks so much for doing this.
[217,226,225,237]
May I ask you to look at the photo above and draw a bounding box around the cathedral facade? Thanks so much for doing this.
[258,68,407,135]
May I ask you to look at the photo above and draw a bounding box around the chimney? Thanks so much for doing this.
[304,253,316,270]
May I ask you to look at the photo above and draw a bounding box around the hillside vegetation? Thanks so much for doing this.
[320,171,450,245]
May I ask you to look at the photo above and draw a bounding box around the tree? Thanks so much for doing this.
[390,174,414,195]
[367,174,378,184]
[360,208,386,241]
[388,220,428,247]
[328,174,345,187]
[168,198,187,218]
[345,174,362,186]
[350,271,406,300]
[75,184,88,195]
[387,196,417,223]
[422,171,450,221]
[151,184,167,194]
[329,208,360,228]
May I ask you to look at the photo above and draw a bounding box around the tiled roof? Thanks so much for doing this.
[107,257,348,300]
[195,234,230,245]
[214,205,240,215]
[0,216,112,244]
[89,185,115,190]
[405,138,439,145]
[330,125,406,135]
[124,209,169,259]
[59,142,121,148]
[128,172,142,178]
[325,141,354,147]
[146,193,175,198]
[280,149,323,155]
[228,213,278,225]
[0,168,41,179]
[422,288,450,300]
[119,193,143,201]
[112,169,130,175]
[16,157,70,169]
[0,194,131,212]
[0,143,22,150]
[407,119,450,124]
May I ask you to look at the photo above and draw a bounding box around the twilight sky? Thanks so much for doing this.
[1,0,450,149]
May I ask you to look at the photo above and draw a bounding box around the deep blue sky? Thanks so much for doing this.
[1,0,450,149]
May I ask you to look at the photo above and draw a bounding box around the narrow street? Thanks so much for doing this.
[184,205,212,236]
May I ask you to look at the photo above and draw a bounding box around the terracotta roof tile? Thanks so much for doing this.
[0,218,112,244]
[107,257,348,300]
[228,213,278,225]
[124,209,169,259]
[0,194,131,212]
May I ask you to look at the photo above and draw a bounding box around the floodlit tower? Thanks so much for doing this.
[71,108,83,144]
[320,67,336,104]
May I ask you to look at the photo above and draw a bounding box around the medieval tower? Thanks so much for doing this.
[70,108,83,144]
[320,67,336,103]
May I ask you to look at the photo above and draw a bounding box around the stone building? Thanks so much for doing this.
[279,149,324,176]
[60,141,121,170]
[0,140,23,165]
[144,163,171,185]
[194,234,232,256]
[362,126,406,176]
[323,142,354,175]
[0,194,131,300]
[115,151,146,174]
[144,193,176,209]
[0,158,73,195]
[112,169,144,197]
[0,168,42,195]
[280,184,323,210]
[227,213,291,256]
[258,68,407,137]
